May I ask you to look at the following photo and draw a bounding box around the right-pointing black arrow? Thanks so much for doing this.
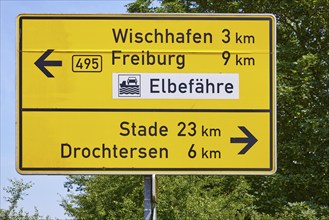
[230,126,258,154]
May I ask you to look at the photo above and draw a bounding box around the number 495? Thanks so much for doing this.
[72,55,102,72]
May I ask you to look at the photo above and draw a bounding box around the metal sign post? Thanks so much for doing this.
[152,174,157,220]
[144,175,157,220]
[144,175,152,219]
[143,175,153,219]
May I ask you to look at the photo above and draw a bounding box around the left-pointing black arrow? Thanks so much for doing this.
[34,49,62,78]
[230,126,258,155]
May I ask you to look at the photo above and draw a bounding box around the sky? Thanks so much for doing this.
[0,0,144,219]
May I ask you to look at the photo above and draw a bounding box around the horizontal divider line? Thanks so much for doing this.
[20,167,273,171]
[21,16,273,21]
[20,50,270,54]
[21,108,271,113]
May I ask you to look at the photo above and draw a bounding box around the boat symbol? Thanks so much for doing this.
[120,77,139,88]
[118,76,141,96]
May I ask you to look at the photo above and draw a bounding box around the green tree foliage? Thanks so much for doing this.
[62,1,329,219]
[156,176,260,219]
[61,176,144,219]
[63,175,272,219]
[0,179,49,220]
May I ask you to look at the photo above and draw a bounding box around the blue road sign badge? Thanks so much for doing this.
[118,74,141,97]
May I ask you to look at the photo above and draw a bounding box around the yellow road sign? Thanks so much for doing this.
[17,14,276,174]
